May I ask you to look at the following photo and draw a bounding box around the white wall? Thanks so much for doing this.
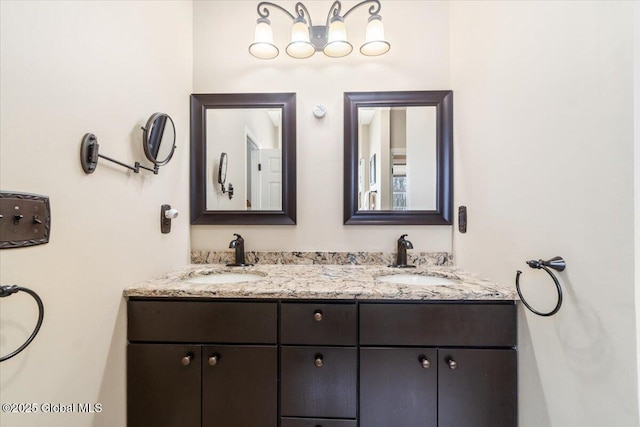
[635,0,640,420]
[406,106,436,209]
[450,1,638,426]
[0,2,192,426]
[191,0,453,252]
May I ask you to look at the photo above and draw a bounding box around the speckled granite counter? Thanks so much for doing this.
[124,264,517,301]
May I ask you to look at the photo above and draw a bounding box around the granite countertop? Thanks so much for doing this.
[124,264,518,301]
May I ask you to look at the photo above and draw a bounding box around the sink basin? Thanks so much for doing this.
[376,274,457,286]
[182,273,264,285]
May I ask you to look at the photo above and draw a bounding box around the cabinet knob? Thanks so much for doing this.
[419,355,431,369]
[447,358,458,370]
[313,310,323,322]
[181,355,192,366]
[314,354,324,368]
[208,355,219,366]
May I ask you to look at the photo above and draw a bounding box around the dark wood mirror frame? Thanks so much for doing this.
[190,93,296,225]
[344,91,453,225]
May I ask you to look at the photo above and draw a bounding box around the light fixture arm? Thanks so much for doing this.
[325,0,342,27]
[295,2,313,27]
[342,0,382,20]
[257,2,297,21]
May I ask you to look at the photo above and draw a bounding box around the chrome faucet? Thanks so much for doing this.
[227,233,252,266]
[394,234,415,268]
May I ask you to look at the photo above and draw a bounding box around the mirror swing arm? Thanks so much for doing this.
[80,133,159,174]
[80,113,176,175]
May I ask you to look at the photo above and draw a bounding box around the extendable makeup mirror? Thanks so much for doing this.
[80,112,176,175]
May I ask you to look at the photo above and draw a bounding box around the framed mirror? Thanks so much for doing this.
[344,91,452,225]
[190,93,296,225]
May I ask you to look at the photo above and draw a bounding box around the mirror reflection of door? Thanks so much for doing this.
[246,136,259,209]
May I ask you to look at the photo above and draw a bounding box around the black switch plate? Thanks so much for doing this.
[0,192,51,249]
[458,206,467,233]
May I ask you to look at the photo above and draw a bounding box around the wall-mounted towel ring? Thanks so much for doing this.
[515,256,565,317]
[0,285,44,362]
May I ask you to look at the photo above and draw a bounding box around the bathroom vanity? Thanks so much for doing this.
[125,263,517,427]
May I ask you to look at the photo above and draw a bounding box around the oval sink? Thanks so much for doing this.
[376,274,456,286]
[183,273,264,285]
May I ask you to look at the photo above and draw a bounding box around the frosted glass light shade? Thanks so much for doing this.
[360,15,390,56]
[286,20,315,58]
[323,17,352,58]
[249,19,279,59]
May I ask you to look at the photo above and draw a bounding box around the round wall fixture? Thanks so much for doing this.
[313,104,327,118]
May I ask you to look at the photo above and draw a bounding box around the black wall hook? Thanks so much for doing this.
[516,256,565,317]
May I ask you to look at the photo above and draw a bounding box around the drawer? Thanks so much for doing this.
[281,303,356,345]
[360,303,516,347]
[128,300,277,343]
[281,346,357,418]
[281,418,356,427]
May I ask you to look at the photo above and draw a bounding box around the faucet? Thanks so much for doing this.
[227,233,252,266]
[394,234,415,268]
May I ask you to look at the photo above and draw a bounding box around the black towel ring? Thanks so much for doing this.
[515,256,565,317]
[0,285,45,362]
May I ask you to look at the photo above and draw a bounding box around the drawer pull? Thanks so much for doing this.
[208,355,219,366]
[181,354,192,366]
[313,310,323,322]
[314,354,324,368]
[447,358,458,370]
[418,355,431,369]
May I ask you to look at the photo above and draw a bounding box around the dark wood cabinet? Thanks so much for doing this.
[281,418,357,427]
[127,299,516,427]
[202,345,277,427]
[281,346,357,418]
[438,348,517,427]
[127,343,201,427]
[127,300,278,427]
[359,303,517,427]
[360,347,438,427]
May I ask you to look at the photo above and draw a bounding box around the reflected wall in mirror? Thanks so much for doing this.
[190,93,296,225]
[344,91,452,225]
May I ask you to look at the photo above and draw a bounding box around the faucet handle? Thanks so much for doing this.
[398,234,414,249]
[233,233,243,240]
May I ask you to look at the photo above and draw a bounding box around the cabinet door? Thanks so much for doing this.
[360,347,437,427]
[281,346,357,418]
[439,349,517,427]
[202,345,277,427]
[127,343,201,427]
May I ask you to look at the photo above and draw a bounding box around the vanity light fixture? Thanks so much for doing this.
[249,0,390,59]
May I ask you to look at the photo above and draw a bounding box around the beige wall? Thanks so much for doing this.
[450,1,638,426]
[0,1,192,426]
[2,1,638,426]
[191,0,453,252]
[635,0,640,420]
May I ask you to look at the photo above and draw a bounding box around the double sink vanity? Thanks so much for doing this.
[124,253,518,427]
[126,89,517,426]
